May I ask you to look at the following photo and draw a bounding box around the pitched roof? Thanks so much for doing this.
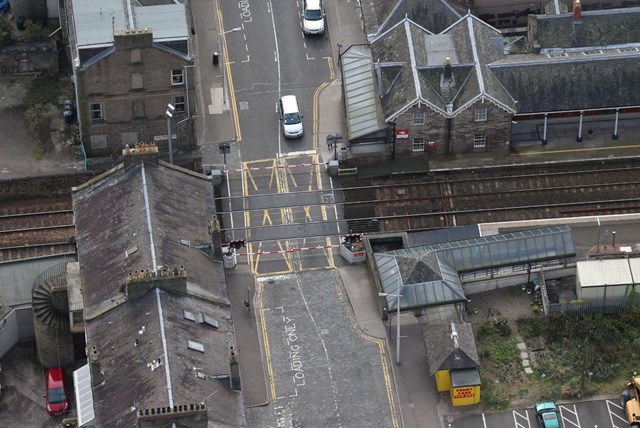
[362,0,461,41]
[489,53,640,113]
[534,8,640,49]
[73,160,243,426]
[423,322,479,376]
[73,161,227,318]
[87,289,244,427]
[372,15,516,121]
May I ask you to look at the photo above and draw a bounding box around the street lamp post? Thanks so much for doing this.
[379,289,403,366]
[166,103,176,164]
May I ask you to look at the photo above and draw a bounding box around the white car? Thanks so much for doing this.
[302,0,325,35]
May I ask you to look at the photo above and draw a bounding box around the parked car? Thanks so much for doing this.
[535,401,562,428]
[45,368,69,416]
[302,0,325,35]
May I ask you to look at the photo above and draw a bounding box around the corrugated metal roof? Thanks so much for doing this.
[72,0,188,47]
[629,258,640,285]
[73,364,95,427]
[577,259,633,287]
[342,45,387,140]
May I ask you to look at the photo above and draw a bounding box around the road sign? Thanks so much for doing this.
[396,130,409,139]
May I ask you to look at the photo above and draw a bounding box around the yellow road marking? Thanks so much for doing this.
[514,144,640,156]
[216,0,241,141]
[262,209,273,226]
[256,282,277,400]
[303,206,312,222]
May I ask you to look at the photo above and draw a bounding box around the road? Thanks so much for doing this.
[204,0,403,426]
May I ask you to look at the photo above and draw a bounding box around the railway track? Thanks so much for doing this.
[0,196,76,262]
[342,161,640,233]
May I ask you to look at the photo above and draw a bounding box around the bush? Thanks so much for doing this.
[19,20,49,41]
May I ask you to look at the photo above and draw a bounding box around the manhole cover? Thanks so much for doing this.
[239,101,249,110]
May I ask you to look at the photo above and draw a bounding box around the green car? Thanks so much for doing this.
[535,402,562,428]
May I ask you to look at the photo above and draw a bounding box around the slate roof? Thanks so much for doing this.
[85,289,244,427]
[73,161,226,318]
[371,15,516,121]
[361,0,462,41]
[423,322,479,376]
[73,160,243,426]
[534,8,640,49]
[489,53,640,113]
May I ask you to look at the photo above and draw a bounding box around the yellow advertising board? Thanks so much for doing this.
[451,385,481,406]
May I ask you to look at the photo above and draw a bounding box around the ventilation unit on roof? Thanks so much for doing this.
[583,50,602,56]
[547,52,568,58]
[619,47,638,53]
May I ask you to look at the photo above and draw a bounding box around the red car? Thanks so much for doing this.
[45,368,69,416]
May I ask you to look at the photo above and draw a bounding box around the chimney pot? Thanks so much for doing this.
[573,0,582,22]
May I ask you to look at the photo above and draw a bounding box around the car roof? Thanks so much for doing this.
[47,368,64,386]
[281,95,299,111]
[305,0,321,9]
[535,401,557,411]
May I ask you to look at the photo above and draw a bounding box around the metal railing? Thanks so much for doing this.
[32,260,69,292]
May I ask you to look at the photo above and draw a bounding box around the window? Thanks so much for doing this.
[131,73,144,90]
[90,103,104,120]
[546,52,567,58]
[619,47,638,53]
[413,111,425,125]
[412,138,425,152]
[173,96,185,112]
[582,50,602,56]
[133,100,145,118]
[171,69,184,85]
[130,48,141,63]
[187,340,204,352]
[473,134,486,148]
[475,108,487,122]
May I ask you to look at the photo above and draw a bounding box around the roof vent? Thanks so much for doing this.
[187,340,204,353]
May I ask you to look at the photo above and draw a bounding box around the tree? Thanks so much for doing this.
[0,18,13,47]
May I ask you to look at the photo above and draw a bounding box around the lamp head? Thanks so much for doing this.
[167,103,176,111]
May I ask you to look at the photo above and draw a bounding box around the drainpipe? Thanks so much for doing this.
[613,108,620,140]
[541,114,548,145]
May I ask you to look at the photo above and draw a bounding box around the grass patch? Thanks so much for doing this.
[23,76,60,110]
[476,311,640,409]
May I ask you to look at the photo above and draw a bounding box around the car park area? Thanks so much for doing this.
[451,399,627,428]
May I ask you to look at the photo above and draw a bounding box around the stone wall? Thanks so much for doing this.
[77,29,195,156]
[0,40,58,75]
[0,172,93,200]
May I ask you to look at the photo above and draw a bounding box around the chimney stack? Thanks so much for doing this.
[123,142,160,168]
[572,0,582,23]
[89,346,104,387]
[443,57,452,81]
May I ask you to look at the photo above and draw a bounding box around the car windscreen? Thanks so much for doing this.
[284,112,301,125]
[304,8,323,20]
[543,413,558,420]
[48,387,65,404]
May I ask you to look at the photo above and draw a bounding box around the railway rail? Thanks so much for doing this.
[0,197,76,262]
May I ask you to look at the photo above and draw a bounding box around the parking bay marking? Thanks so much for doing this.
[559,404,581,428]
[512,409,531,428]
[607,399,627,428]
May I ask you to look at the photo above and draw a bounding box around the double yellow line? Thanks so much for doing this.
[216,0,242,141]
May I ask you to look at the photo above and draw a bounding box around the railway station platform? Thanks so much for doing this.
[429,129,640,171]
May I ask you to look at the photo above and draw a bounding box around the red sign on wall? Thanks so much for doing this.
[396,130,409,139]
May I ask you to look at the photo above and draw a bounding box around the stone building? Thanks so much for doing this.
[63,0,195,158]
[340,0,640,166]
